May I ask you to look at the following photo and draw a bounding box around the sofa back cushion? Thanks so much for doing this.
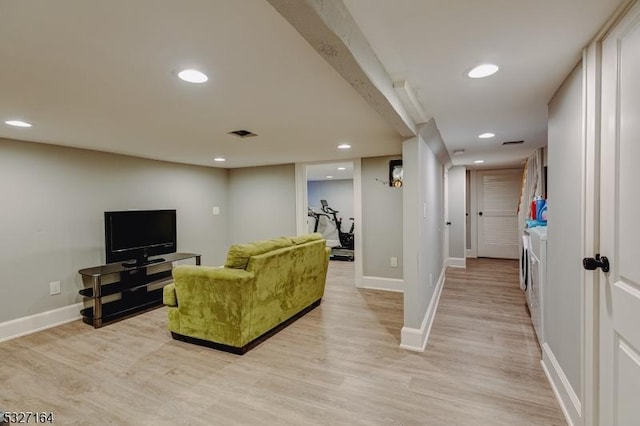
[224,236,293,269]
[244,238,329,342]
[290,232,323,245]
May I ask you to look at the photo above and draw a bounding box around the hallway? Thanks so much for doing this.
[425,258,566,424]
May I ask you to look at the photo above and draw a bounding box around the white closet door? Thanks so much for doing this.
[599,3,640,424]
[477,169,521,259]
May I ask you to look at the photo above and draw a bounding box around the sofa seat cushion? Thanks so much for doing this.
[224,236,293,269]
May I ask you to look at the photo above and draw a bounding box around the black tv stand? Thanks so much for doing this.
[122,257,165,268]
[79,252,200,328]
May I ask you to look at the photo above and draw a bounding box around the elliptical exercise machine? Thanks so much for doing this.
[307,207,330,233]
[320,199,354,261]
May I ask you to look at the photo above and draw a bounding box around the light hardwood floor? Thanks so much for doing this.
[1,259,566,425]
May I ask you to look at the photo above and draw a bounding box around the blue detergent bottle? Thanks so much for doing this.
[537,199,547,222]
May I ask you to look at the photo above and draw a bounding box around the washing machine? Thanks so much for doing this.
[520,231,531,291]
[527,226,547,346]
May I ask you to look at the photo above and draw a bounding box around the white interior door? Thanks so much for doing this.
[477,169,521,259]
[443,168,450,263]
[599,3,640,424]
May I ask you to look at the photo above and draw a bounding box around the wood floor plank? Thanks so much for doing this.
[0,258,566,425]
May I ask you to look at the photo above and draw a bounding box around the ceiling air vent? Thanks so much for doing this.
[228,129,257,138]
[502,140,524,146]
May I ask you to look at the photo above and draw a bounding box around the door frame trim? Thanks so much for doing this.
[468,170,478,257]
[475,168,523,259]
[579,2,638,425]
[294,159,363,287]
[581,41,601,426]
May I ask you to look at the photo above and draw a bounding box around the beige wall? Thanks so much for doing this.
[0,138,229,323]
[447,166,466,260]
[547,62,584,395]
[227,164,297,245]
[361,156,403,279]
[403,134,445,329]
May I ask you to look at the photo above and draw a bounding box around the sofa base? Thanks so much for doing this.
[170,298,322,355]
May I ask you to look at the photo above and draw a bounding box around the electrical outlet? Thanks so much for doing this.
[212,206,220,215]
[390,257,398,268]
[50,281,61,295]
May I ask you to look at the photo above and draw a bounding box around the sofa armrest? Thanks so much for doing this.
[171,265,256,308]
[163,283,177,307]
[171,265,256,346]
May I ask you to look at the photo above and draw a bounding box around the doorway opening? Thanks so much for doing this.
[295,160,362,284]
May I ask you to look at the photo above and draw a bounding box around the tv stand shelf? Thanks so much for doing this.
[78,252,200,328]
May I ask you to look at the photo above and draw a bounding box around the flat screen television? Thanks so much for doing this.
[105,209,177,266]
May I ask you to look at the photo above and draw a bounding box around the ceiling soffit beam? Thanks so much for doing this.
[419,118,452,169]
[393,80,430,125]
[267,0,417,138]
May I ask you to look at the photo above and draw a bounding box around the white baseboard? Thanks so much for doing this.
[465,249,476,258]
[0,303,83,343]
[357,276,404,292]
[399,265,446,352]
[448,257,466,268]
[541,342,581,426]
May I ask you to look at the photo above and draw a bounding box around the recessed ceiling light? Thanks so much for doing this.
[478,133,495,139]
[337,144,351,149]
[213,157,226,162]
[474,160,485,164]
[177,69,208,83]
[326,175,334,179]
[468,64,499,79]
[337,167,346,170]
[5,120,32,128]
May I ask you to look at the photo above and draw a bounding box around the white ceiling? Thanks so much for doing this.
[306,162,354,181]
[0,1,624,169]
[343,0,623,168]
[0,0,401,168]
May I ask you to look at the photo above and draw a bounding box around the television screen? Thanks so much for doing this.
[105,209,176,265]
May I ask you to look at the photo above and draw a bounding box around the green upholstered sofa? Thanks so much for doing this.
[163,233,330,354]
